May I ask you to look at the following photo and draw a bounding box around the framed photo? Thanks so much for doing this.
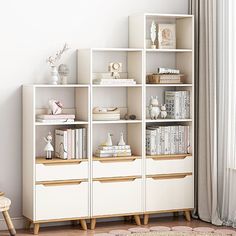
[158,24,176,49]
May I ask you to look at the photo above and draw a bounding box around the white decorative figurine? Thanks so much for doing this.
[58,64,69,84]
[118,132,126,146]
[149,96,160,119]
[150,21,157,49]
[103,133,113,146]
[49,99,63,115]
[160,104,167,119]
[44,132,54,159]
[46,43,69,84]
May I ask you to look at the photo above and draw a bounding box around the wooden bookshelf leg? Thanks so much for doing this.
[90,218,96,230]
[184,211,191,222]
[34,223,40,235]
[25,219,32,230]
[134,215,141,226]
[143,214,149,225]
[80,219,87,230]
[2,211,16,236]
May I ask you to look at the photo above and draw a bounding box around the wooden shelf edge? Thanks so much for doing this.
[36,157,88,164]
[92,156,141,162]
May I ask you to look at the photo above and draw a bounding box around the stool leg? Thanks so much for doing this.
[2,211,16,236]
[34,223,40,235]
[134,215,141,226]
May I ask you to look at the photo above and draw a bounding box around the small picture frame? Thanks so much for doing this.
[158,24,176,49]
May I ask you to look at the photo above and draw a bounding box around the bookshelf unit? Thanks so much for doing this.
[129,13,194,224]
[23,13,194,234]
[23,84,90,234]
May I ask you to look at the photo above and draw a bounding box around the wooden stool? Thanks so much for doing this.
[0,192,16,236]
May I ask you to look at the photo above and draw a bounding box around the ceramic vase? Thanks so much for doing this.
[50,66,59,85]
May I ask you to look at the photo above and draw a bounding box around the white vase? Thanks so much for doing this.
[50,66,59,85]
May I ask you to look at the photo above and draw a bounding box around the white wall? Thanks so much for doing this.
[0,0,188,228]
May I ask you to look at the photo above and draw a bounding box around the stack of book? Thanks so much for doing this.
[147,74,184,84]
[55,128,87,159]
[94,145,132,157]
[165,91,190,119]
[93,107,120,121]
[36,114,75,123]
[146,125,190,155]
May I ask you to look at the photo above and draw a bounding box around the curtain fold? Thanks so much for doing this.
[190,0,236,227]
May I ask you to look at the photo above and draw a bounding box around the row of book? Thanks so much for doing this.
[165,91,190,119]
[146,125,190,155]
[55,128,87,159]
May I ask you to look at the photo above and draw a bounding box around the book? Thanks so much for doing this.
[98,145,131,150]
[95,151,132,158]
[75,129,82,159]
[67,129,72,159]
[55,129,68,159]
[36,118,74,123]
[36,114,75,120]
[82,128,87,159]
[93,79,136,85]
[146,128,156,155]
[71,129,75,159]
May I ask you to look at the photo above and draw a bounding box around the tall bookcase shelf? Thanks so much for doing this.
[129,13,194,225]
[23,13,194,234]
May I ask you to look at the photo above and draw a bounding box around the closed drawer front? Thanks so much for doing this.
[146,155,193,175]
[93,159,141,178]
[146,174,194,212]
[36,162,88,181]
[35,181,89,221]
[92,177,142,216]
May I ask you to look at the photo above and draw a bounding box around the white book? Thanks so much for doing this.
[67,129,72,159]
[95,151,132,157]
[98,145,131,150]
[71,129,75,159]
[170,126,176,154]
[36,119,74,123]
[146,129,156,155]
[164,126,170,155]
[160,127,165,154]
[82,128,87,159]
[156,127,161,155]
[174,126,179,154]
[178,126,185,153]
[55,129,68,159]
[96,149,131,154]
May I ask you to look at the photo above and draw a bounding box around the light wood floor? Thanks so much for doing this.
[1,216,235,236]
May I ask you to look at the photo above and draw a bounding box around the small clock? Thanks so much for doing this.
[109,62,122,79]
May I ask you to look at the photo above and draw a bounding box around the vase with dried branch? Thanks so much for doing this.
[46,43,69,84]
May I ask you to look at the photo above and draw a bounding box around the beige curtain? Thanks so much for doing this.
[189,0,221,225]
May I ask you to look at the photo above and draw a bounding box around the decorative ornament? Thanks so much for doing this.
[150,21,157,49]
[44,132,54,159]
[103,133,113,146]
[118,132,126,146]
[160,104,167,119]
[58,64,69,84]
[49,99,63,115]
[109,62,122,79]
[149,96,160,119]
[46,43,69,85]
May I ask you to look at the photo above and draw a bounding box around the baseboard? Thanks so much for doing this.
[0,213,175,231]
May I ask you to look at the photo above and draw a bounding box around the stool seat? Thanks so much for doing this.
[0,196,11,211]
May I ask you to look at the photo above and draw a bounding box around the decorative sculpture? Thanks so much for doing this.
[44,132,54,159]
[150,21,157,49]
[160,104,167,119]
[104,133,113,146]
[48,99,63,115]
[118,132,126,146]
[46,43,69,84]
[149,96,161,119]
[109,62,122,79]
[58,64,69,84]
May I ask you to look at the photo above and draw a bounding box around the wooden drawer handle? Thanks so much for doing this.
[37,180,85,186]
[148,154,191,161]
[148,173,192,180]
[95,176,141,183]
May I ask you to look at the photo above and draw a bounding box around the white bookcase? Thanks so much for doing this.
[129,13,194,224]
[22,13,194,234]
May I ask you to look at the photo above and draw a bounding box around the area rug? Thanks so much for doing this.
[95,226,236,236]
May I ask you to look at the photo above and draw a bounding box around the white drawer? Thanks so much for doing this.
[92,177,142,216]
[35,181,89,221]
[146,174,194,212]
[93,158,141,178]
[36,162,88,181]
[146,155,193,175]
